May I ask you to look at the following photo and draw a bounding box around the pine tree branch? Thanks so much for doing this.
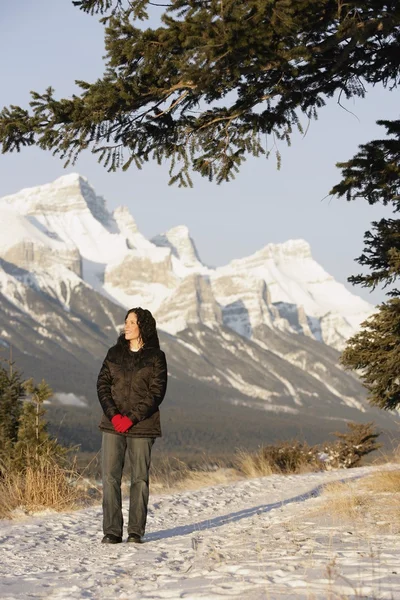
[1,0,399,184]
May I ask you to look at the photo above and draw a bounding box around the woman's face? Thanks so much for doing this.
[124,312,141,342]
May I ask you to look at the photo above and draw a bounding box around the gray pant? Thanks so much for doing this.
[101,432,155,538]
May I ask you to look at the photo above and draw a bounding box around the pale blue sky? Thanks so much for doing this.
[1,1,399,305]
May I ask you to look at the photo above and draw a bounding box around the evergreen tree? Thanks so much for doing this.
[13,378,68,470]
[0,360,24,469]
[0,1,398,185]
[331,120,400,409]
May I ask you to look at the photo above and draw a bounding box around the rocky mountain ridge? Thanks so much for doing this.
[1,173,372,350]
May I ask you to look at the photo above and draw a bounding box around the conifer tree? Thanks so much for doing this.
[331,120,400,410]
[13,378,68,470]
[0,360,24,469]
[0,1,398,185]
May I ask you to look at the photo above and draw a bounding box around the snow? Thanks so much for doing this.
[1,465,399,599]
[222,369,277,402]
[267,367,304,406]
[103,281,171,314]
[53,393,87,407]
[229,397,298,414]
[0,208,73,254]
[34,210,128,264]
[174,338,204,356]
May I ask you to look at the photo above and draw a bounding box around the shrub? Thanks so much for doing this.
[235,422,382,477]
[318,422,382,470]
[235,441,321,476]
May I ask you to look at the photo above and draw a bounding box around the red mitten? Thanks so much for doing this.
[111,414,123,432]
[119,416,134,433]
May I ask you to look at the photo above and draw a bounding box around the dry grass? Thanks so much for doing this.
[320,481,372,520]
[359,469,400,493]
[0,457,91,519]
[151,467,242,493]
[170,467,242,491]
[148,457,243,494]
[368,429,400,461]
[317,468,400,530]
[234,448,274,477]
[368,442,400,466]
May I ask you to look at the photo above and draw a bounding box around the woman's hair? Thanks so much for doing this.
[117,307,159,349]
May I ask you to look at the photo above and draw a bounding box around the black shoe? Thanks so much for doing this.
[101,534,122,544]
[127,533,143,543]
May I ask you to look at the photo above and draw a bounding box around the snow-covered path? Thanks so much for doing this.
[1,465,399,600]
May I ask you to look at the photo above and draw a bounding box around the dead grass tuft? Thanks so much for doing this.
[0,456,92,518]
[316,469,400,530]
[321,481,372,520]
[234,448,274,478]
[149,457,242,493]
[359,469,400,493]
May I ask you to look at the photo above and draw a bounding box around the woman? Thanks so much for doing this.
[97,307,168,544]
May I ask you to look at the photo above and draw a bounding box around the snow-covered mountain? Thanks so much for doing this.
[212,240,371,349]
[1,173,392,454]
[0,173,372,349]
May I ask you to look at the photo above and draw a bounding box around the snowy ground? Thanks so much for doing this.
[1,465,399,600]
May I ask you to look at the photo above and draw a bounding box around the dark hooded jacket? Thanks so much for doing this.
[97,337,167,438]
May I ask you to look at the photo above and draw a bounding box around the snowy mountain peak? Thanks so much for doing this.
[53,172,85,186]
[221,239,314,278]
[113,205,159,253]
[152,225,203,269]
[1,173,115,230]
[258,239,312,260]
[169,224,190,237]
[72,176,116,230]
[113,206,139,236]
